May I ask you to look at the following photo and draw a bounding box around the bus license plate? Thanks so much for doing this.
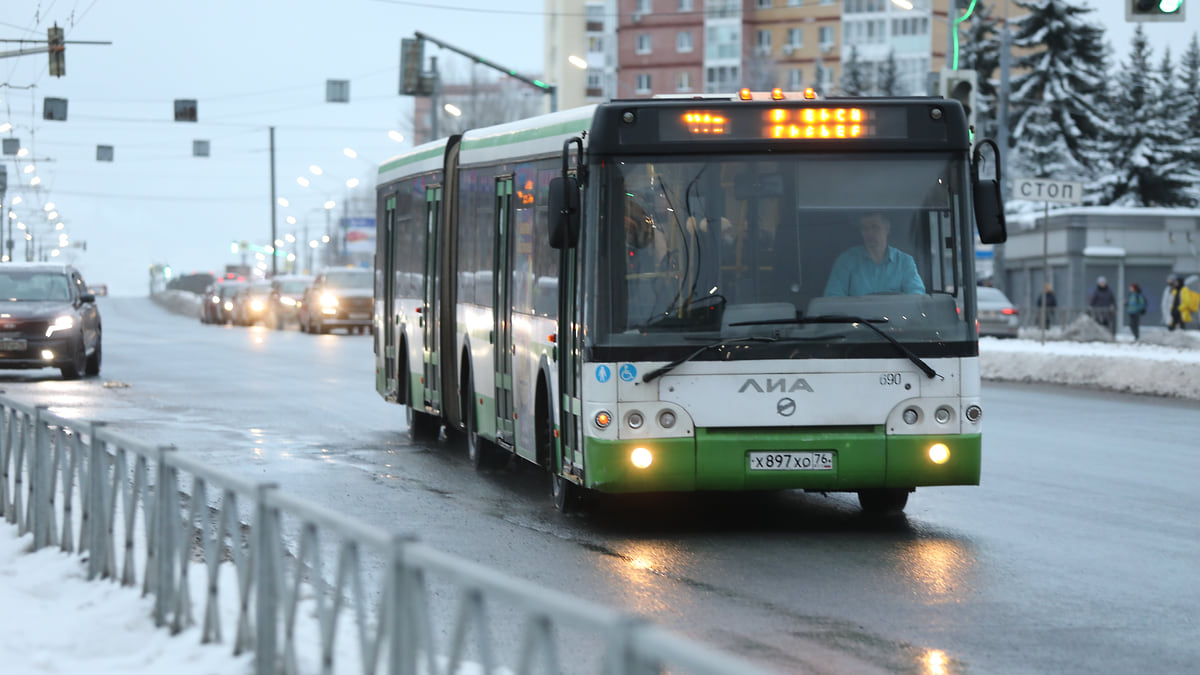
[748,451,833,471]
[0,339,26,351]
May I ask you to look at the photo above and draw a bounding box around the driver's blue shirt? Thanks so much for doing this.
[824,245,925,296]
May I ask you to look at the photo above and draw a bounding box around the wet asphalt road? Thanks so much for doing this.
[2,296,1196,674]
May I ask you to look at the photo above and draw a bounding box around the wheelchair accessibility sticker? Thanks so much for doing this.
[619,364,637,382]
[595,365,611,383]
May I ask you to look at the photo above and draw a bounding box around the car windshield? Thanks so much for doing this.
[586,153,975,352]
[324,272,372,289]
[976,287,1011,304]
[278,280,311,293]
[0,272,72,302]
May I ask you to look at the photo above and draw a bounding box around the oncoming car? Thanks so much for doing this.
[976,286,1020,338]
[230,280,274,326]
[0,263,102,379]
[298,268,373,334]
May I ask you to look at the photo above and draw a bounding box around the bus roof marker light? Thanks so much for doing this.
[803,87,818,99]
[739,88,752,100]
[771,88,784,100]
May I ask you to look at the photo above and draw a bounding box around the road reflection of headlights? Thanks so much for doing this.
[45,315,74,337]
[280,297,298,307]
[319,293,339,308]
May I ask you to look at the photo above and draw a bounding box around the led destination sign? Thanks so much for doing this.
[661,105,909,142]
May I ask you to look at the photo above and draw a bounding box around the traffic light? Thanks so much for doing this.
[400,38,425,96]
[1127,0,1186,22]
[48,24,65,77]
[939,69,977,136]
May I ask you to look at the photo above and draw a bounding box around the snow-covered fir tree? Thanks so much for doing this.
[1099,26,1195,206]
[1178,34,1200,205]
[959,1,1002,141]
[839,45,871,96]
[876,50,901,96]
[1009,0,1110,200]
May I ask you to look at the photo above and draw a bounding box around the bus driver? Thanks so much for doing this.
[823,212,925,297]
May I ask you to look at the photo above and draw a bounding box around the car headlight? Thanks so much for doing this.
[46,315,75,337]
[280,297,298,307]
[250,299,264,312]
[319,293,339,308]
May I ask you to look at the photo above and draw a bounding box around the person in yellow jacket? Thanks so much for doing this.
[1166,276,1200,330]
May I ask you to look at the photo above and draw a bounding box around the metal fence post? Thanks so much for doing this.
[31,406,51,550]
[85,421,108,580]
[153,445,179,627]
[255,482,279,675]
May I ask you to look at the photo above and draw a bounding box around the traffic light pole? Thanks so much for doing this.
[412,31,557,112]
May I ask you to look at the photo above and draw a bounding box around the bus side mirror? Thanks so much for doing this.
[971,138,1007,244]
[973,179,1006,244]
[548,176,580,249]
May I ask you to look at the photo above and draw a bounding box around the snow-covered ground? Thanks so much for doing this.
[4,315,1200,674]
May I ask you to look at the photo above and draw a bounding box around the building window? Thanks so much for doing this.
[787,0,802,5]
[678,0,693,10]
[676,71,693,92]
[637,34,652,54]
[756,29,771,54]
[786,27,803,49]
[588,36,604,53]
[636,73,652,93]
[787,68,804,89]
[705,65,739,93]
[587,71,603,89]
[677,31,693,52]
[819,26,834,50]
[757,0,772,8]
[636,0,652,14]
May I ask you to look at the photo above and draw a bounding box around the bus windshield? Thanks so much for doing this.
[588,153,974,351]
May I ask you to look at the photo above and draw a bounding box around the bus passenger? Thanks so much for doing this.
[823,212,925,297]
[625,200,667,273]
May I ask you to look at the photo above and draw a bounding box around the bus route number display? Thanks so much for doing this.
[664,106,908,142]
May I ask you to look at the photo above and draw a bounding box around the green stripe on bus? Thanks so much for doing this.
[377,146,446,175]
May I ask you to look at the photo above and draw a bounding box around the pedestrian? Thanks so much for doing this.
[1088,276,1116,335]
[1160,275,1175,327]
[1035,282,1057,327]
[1166,276,1200,331]
[1126,282,1147,339]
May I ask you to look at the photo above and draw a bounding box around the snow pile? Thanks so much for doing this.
[980,331,1200,400]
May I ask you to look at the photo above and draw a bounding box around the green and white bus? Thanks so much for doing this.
[374,91,1006,513]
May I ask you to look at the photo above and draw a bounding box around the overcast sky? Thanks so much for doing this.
[0,1,1195,296]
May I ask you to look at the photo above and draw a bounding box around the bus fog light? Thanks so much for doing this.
[928,443,950,464]
[902,407,919,425]
[627,411,644,429]
[965,405,982,422]
[594,411,612,429]
[658,410,676,429]
[41,350,55,360]
[934,406,953,424]
[631,447,653,469]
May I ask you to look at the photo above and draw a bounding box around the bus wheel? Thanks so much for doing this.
[857,488,910,514]
[465,397,493,469]
[406,404,441,442]
[551,474,578,513]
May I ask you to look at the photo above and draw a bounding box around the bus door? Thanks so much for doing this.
[493,177,516,447]
[382,194,399,400]
[557,242,582,478]
[422,186,443,412]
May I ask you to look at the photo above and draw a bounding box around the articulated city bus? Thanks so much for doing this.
[374,91,1006,513]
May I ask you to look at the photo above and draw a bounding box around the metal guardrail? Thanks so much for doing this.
[0,394,769,675]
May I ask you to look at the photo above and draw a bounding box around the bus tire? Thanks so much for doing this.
[857,488,910,514]
[551,474,577,513]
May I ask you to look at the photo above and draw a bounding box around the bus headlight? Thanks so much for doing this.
[928,443,950,464]
[631,447,653,469]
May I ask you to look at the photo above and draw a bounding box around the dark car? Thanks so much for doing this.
[977,286,1020,338]
[230,280,274,326]
[0,262,102,379]
[214,281,246,324]
[298,268,374,334]
[264,274,314,330]
[200,283,221,323]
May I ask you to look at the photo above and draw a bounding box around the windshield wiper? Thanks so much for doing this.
[642,335,778,383]
[727,314,939,379]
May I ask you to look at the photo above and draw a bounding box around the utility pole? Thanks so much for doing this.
[269,126,277,277]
